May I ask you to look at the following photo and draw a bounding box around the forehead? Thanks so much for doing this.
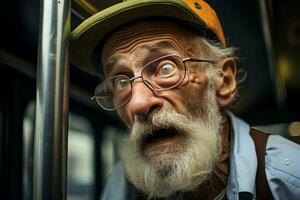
[101,20,198,73]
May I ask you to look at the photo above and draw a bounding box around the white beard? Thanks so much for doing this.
[121,81,223,198]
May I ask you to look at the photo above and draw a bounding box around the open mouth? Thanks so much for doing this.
[144,128,178,144]
[141,128,187,159]
[141,127,187,156]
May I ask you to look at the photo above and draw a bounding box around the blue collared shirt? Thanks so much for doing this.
[101,112,300,200]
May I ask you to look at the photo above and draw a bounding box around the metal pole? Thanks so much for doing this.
[257,0,286,107]
[34,0,70,199]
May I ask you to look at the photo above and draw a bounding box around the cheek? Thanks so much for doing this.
[157,74,210,114]
[158,88,199,114]
[163,92,188,114]
[181,82,210,112]
[188,71,210,85]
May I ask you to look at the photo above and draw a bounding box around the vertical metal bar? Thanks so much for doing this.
[257,0,286,107]
[34,0,70,199]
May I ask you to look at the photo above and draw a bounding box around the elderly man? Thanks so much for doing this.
[71,0,300,199]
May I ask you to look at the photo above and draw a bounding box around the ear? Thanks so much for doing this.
[215,57,237,108]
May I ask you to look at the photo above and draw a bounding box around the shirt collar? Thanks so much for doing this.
[225,111,257,199]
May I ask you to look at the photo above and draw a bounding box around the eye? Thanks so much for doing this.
[115,78,130,91]
[156,62,177,77]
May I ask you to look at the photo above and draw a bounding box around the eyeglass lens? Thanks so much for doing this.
[94,54,186,110]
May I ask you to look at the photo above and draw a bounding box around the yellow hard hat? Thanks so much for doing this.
[71,0,226,76]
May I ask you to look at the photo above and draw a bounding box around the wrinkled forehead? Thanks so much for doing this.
[101,20,199,71]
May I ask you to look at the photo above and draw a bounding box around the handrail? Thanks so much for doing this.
[34,0,71,199]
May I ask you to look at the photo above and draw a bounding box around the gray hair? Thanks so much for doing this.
[199,38,237,60]
[196,38,247,106]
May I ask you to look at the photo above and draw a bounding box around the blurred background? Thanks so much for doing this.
[0,0,299,200]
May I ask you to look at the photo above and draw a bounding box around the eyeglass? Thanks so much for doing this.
[91,54,215,111]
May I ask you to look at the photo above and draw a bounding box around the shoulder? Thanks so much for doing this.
[265,135,300,199]
[266,135,300,178]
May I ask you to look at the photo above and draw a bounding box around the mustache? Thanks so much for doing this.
[128,110,196,144]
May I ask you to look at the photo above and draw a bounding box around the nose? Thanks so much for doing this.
[127,80,163,121]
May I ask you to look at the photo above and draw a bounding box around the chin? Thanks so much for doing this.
[144,140,187,173]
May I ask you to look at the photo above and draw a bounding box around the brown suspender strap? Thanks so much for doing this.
[250,128,274,200]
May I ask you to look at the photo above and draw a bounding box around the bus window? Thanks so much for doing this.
[100,126,124,181]
[23,101,96,200]
[68,113,95,200]
[23,101,35,200]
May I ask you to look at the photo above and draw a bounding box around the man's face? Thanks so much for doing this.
[102,21,223,197]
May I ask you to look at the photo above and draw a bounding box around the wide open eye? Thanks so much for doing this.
[141,55,184,90]
[156,61,177,77]
[114,77,130,91]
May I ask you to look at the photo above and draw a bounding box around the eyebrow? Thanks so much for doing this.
[103,41,179,76]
